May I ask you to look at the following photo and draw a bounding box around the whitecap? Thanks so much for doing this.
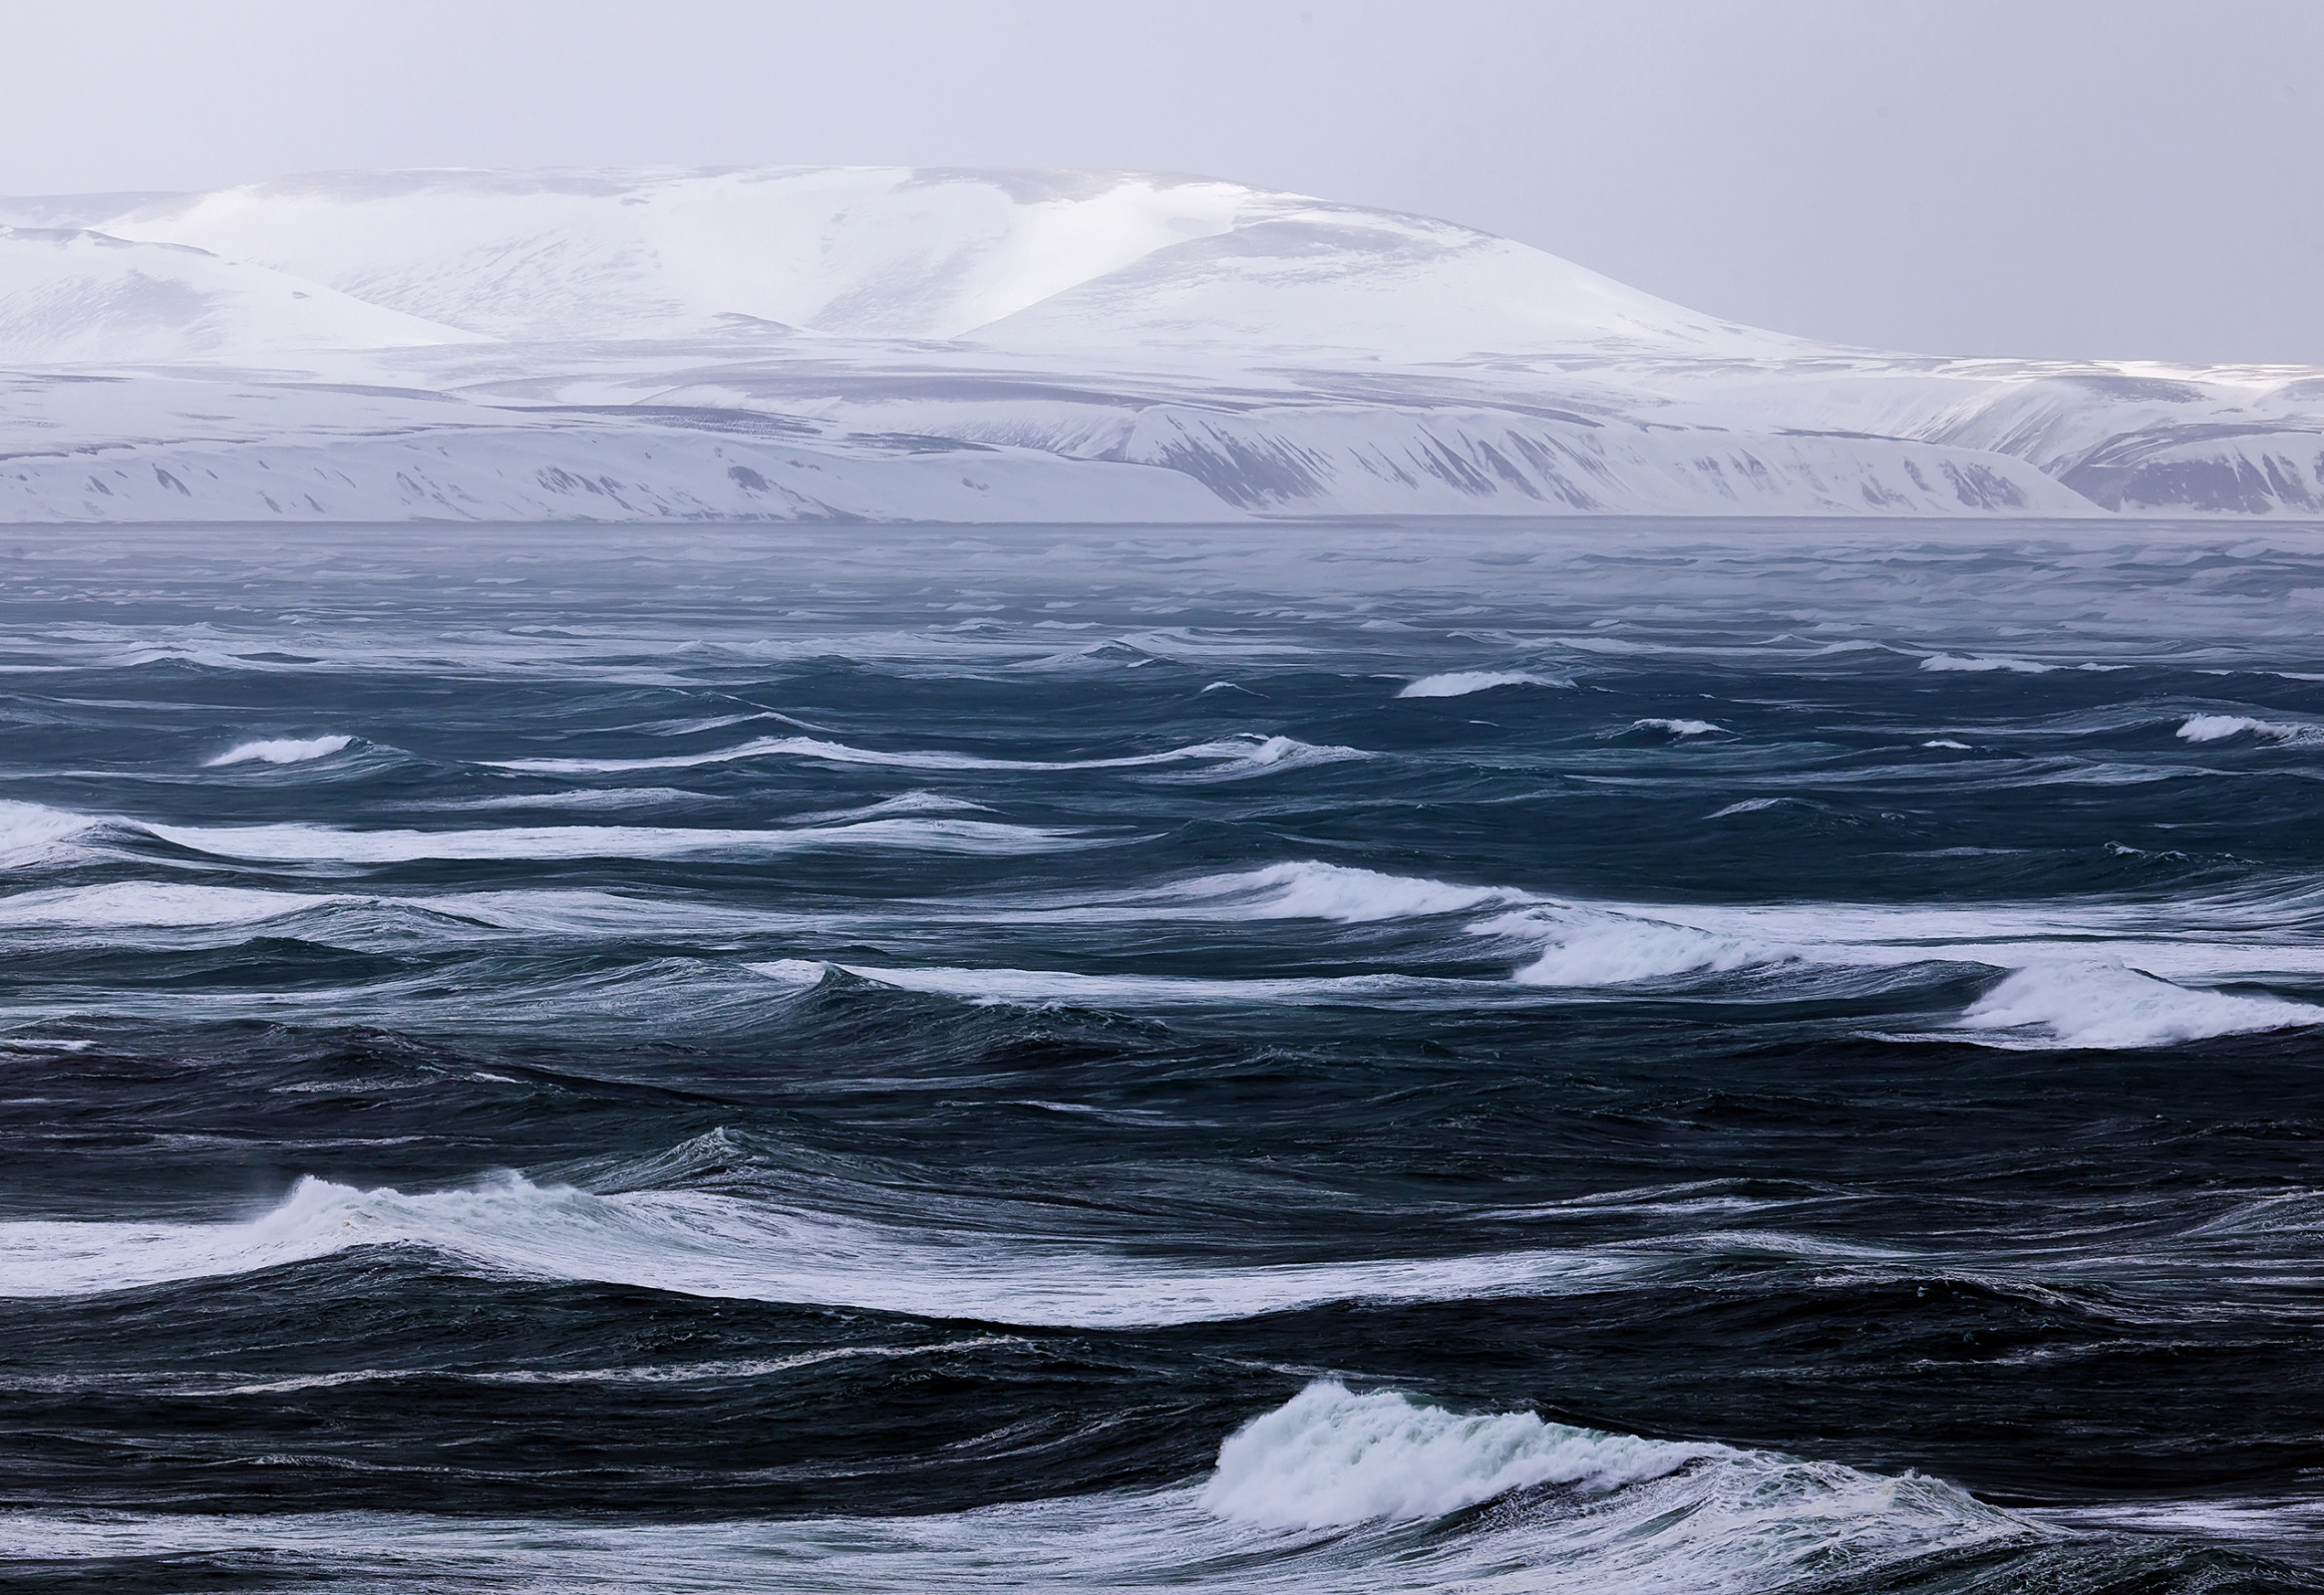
[1918,654,2055,674]
[788,792,993,824]
[139,816,1086,864]
[1161,860,1532,922]
[1497,907,1779,987]
[120,1339,1034,1398]
[1202,1380,1717,1528]
[0,882,332,930]
[0,1168,1643,1322]
[203,735,354,768]
[0,801,100,867]
[1397,671,1572,699]
[2177,714,2322,745]
[831,964,1436,1007]
[484,733,1364,779]
[1706,798,1788,818]
[1160,735,1369,781]
[0,1430,2046,1595]
[1629,718,1727,738]
[745,959,829,988]
[415,788,714,811]
[1951,961,2324,1050]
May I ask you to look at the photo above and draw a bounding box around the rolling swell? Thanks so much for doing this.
[3,521,2323,1592]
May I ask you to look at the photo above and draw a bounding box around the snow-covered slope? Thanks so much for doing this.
[0,164,2316,522]
[0,225,478,366]
[71,167,1777,358]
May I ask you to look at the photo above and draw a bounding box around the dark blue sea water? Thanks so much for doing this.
[5,519,2324,1593]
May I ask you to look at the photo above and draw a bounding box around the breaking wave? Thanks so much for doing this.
[1202,1380,1716,1527]
[815,963,1454,1007]
[1397,671,1572,699]
[0,1393,2069,1595]
[203,735,354,767]
[1155,860,1534,922]
[2177,713,2324,745]
[1952,961,2324,1050]
[137,815,1087,864]
[1919,654,2056,674]
[484,733,1366,779]
[0,881,340,930]
[0,1165,1650,1324]
[1502,909,1778,987]
[0,801,100,867]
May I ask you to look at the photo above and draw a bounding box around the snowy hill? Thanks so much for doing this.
[0,225,479,365]
[76,167,1778,357]
[0,165,2317,522]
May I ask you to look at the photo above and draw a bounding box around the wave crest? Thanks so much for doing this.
[1398,671,1572,699]
[1164,861,1534,922]
[2177,714,2322,745]
[1203,1380,1714,1528]
[204,735,354,767]
[484,732,1365,779]
[1954,961,2324,1050]
[0,800,99,867]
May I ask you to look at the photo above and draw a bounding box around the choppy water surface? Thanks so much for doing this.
[6,518,2324,1593]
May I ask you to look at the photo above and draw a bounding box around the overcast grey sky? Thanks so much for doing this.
[2,0,2314,364]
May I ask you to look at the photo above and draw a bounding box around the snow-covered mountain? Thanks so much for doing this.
[1,165,2316,522]
[0,224,480,365]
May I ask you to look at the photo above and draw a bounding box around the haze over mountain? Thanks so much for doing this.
[2,165,2319,523]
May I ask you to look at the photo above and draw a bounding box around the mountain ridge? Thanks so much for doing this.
[0,164,2317,522]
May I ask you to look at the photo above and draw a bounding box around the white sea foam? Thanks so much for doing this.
[1397,671,1572,699]
[1918,654,2056,674]
[1163,861,1533,922]
[0,801,100,866]
[419,788,715,811]
[2176,714,2321,745]
[1630,718,1727,738]
[829,965,1439,1007]
[1150,735,1368,781]
[0,883,831,946]
[1953,961,2324,1050]
[485,733,1364,779]
[788,792,992,823]
[136,1339,1029,1397]
[747,959,829,988]
[203,735,354,767]
[0,1390,2046,1593]
[1500,908,1778,987]
[1705,798,1788,818]
[896,861,2324,1028]
[0,882,332,929]
[1202,1380,1715,1528]
[1922,739,1972,750]
[139,815,1083,863]
[0,1169,1650,1324]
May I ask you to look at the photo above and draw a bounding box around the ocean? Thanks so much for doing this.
[4,518,2322,1592]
